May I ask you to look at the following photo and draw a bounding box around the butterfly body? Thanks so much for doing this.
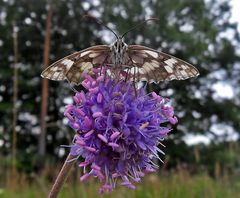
[110,38,129,67]
[41,37,199,85]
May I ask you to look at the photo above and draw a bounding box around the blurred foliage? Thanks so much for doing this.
[1,172,240,198]
[0,0,240,176]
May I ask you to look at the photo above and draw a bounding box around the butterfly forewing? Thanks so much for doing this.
[41,45,110,85]
[41,42,199,85]
[127,45,199,83]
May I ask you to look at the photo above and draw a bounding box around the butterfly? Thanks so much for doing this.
[41,18,199,85]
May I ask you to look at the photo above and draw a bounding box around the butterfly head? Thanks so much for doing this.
[112,37,128,53]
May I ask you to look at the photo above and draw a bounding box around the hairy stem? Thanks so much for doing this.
[48,154,76,198]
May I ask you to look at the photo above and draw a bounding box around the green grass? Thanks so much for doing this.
[1,173,240,198]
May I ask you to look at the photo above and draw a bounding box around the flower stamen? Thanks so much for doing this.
[139,122,149,130]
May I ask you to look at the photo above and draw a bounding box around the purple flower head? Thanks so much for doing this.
[64,68,177,193]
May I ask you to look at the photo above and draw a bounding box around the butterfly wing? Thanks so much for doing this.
[126,45,199,83]
[41,45,110,85]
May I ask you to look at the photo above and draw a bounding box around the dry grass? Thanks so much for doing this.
[1,170,240,198]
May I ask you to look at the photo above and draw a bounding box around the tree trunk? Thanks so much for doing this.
[10,22,19,190]
[39,3,52,156]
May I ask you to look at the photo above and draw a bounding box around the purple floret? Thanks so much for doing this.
[64,68,177,193]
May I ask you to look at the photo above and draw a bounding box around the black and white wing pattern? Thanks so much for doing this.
[41,45,110,85]
[126,45,199,83]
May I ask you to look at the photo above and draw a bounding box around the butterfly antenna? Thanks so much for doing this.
[83,15,119,39]
[121,18,159,38]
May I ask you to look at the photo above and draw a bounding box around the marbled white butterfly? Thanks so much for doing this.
[41,18,199,85]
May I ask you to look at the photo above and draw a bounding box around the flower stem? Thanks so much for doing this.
[48,154,76,198]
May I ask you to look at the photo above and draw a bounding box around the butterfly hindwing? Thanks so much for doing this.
[127,45,199,83]
[41,45,110,85]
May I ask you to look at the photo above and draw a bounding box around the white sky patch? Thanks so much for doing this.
[32,126,40,135]
[230,0,240,32]
[0,139,3,147]
[218,28,236,40]
[98,29,116,44]
[58,148,66,157]
[210,124,239,141]
[209,124,239,144]
[179,23,194,33]
[63,117,69,125]
[82,2,90,10]
[88,9,102,18]
[184,123,239,145]
[184,134,210,145]
[63,97,73,104]
[18,112,38,125]
[212,82,234,99]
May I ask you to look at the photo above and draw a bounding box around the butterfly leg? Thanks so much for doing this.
[124,68,130,82]
[100,64,103,75]
[104,66,111,82]
[100,64,105,76]
[133,66,138,97]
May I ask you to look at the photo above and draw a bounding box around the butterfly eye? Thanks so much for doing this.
[114,42,118,49]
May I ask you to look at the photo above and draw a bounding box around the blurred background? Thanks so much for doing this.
[0,0,240,197]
